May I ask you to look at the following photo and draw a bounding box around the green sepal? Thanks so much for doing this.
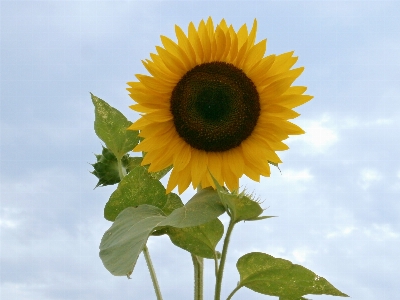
[90,146,130,188]
[104,165,170,221]
[166,218,224,259]
[234,252,349,299]
[210,175,271,223]
[91,93,139,159]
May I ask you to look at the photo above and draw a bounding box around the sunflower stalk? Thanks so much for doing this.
[214,217,235,300]
[191,254,204,300]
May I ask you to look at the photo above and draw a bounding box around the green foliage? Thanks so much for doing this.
[159,188,225,228]
[100,196,224,277]
[92,93,139,159]
[167,218,224,259]
[91,146,130,188]
[127,156,172,180]
[100,205,166,277]
[104,165,169,221]
[211,175,273,223]
[234,252,349,299]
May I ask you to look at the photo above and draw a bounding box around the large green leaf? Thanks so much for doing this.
[234,252,349,299]
[167,218,224,259]
[100,201,223,277]
[104,166,168,221]
[92,93,139,159]
[159,188,226,228]
[99,205,165,277]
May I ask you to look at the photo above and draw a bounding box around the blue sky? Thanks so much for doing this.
[1,1,399,299]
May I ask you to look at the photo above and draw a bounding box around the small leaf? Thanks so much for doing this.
[159,188,226,228]
[211,175,265,223]
[167,218,224,258]
[104,166,168,221]
[236,252,349,299]
[92,93,139,159]
[99,205,165,277]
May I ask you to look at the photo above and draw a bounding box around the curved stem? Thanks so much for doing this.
[226,285,241,300]
[214,219,235,300]
[213,251,219,278]
[191,254,204,300]
[143,245,163,300]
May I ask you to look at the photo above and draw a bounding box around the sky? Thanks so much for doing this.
[1,1,399,299]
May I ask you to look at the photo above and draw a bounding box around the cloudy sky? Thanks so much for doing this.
[1,1,399,299]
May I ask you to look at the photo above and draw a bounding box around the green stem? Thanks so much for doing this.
[143,245,163,300]
[213,251,219,278]
[214,218,235,300]
[191,254,204,300]
[117,157,127,179]
[117,158,162,300]
[226,285,241,300]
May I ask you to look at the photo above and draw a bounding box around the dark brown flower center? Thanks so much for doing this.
[170,62,260,152]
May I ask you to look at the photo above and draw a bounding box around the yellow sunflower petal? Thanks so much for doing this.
[188,22,204,63]
[198,20,212,62]
[175,25,197,67]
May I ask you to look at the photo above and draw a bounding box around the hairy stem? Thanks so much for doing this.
[191,254,204,300]
[214,218,235,300]
[143,245,163,300]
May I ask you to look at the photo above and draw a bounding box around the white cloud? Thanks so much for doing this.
[326,225,357,239]
[358,168,382,189]
[282,169,313,182]
[290,115,339,154]
[292,247,317,263]
[364,224,399,241]
[326,223,399,241]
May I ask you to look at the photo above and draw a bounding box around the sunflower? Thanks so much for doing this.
[127,17,312,194]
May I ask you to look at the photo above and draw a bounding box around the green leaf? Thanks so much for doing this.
[127,156,172,180]
[161,192,184,216]
[235,252,349,299]
[91,93,139,159]
[210,175,266,223]
[167,218,224,258]
[159,188,226,228]
[99,205,165,277]
[104,166,168,221]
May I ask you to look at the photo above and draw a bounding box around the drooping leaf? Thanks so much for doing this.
[167,218,224,259]
[104,166,168,221]
[100,202,223,277]
[99,205,165,277]
[159,188,226,228]
[92,93,139,159]
[234,252,349,299]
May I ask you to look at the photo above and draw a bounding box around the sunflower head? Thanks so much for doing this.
[127,17,312,194]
